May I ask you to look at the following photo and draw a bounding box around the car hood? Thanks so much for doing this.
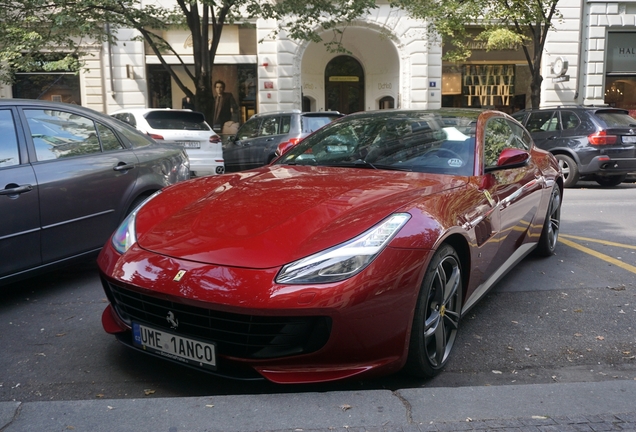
[135,165,465,268]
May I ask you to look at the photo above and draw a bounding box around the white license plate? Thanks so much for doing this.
[622,136,636,144]
[177,141,201,148]
[132,322,216,369]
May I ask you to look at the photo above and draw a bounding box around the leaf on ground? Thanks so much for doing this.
[95,394,104,398]
[492,370,502,374]
[340,404,352,411]
[596,336,605,341]
[144,389,155,396]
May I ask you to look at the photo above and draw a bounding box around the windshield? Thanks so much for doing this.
[275,111,477,176]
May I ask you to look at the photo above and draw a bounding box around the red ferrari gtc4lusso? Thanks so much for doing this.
[98,109,563,384]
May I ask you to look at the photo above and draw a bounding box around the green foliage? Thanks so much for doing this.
[390,0,562,107]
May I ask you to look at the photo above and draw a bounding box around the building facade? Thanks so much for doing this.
[1,0,635,119]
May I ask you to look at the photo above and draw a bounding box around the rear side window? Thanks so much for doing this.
[0,110,19,168]
[97,123,124,151]
[595,111,636,127]
[25,109,102,161]
[560,111,580,130]
[260,116,281,136]
[114,123,156,148]
[302,115,341,133]
[144,111,210,131]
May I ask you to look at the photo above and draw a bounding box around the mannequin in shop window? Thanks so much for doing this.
[212,80,239,134]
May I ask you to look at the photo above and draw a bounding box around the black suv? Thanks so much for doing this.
[223,110,343,172]
[512,106,636,187]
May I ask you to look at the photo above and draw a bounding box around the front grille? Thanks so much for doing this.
[104,280,331,359]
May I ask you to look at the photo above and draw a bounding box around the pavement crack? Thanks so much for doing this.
[0,402,23,432]
[392,389,414,424]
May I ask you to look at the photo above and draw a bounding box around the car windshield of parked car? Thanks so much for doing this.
[144,111,210,131]
[275,112,477,176]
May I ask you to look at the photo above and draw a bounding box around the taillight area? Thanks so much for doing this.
[276,137,303,156]
[588,131,618,146]
[209,135,222,143]
[148,133,164,140]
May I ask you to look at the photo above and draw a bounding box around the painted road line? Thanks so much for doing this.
[558,237,636,275]
[560,234,636,250]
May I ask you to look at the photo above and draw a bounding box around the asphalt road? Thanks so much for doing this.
[1,181,635,403]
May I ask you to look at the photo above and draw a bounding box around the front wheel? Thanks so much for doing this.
[405,244,463,378]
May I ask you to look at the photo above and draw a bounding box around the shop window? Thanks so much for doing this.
[463,65,515,108]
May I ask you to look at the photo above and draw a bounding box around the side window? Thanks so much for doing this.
[260,116,280,136]
[236,118,261,140]
[484,118,515,168]
[25,109,101,161]
[560,111,580,130]
[526,111,559,132]
[97,123,124,151]
[280,116,292,134]
[0,110,20,168]
[116,124,155,148]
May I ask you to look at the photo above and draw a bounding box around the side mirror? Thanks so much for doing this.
[497,148,530,168]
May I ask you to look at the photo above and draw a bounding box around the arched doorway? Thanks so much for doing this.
[325,56,365,114]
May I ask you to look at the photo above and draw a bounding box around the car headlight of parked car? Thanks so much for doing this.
[276,213,411,284]
[112,191,162,254]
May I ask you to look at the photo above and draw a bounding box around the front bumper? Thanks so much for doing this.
[97,242,431,384]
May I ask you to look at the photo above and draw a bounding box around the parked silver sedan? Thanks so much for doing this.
[0,99,190,286]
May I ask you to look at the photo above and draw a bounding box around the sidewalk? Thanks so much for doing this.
[1,380,635,432]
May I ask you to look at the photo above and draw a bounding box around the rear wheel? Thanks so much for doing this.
[405,244,462,378]
[534,184,561,257]
[555,154,579,188]
[594,174,626,187]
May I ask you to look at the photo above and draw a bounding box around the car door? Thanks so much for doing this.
[482,117,545,266]
[0,108,41,279]
[223,116,262,171]
[21,107,139,263]
[523,110,562,151]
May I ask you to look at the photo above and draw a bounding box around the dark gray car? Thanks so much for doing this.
[512,106,636,187]
[0,99,190,286]
[223,110,343,172]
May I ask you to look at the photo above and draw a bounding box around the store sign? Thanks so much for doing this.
[329,76,359,82]
[606,32,636,73]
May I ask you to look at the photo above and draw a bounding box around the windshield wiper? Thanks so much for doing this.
[322,160,411,171]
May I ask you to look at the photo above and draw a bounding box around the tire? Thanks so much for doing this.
[555,154,579,188]
[594,174,626,187]
[534,184,561,257]
[405,244,463,378]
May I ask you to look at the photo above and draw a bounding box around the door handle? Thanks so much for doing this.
[0,184,33,196]
[113,162,136,172]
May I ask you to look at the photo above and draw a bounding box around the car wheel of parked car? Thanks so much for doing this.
[534,184,562,257]
[555,154,579,188]
[594,174,626,187]
[406,244,462,378]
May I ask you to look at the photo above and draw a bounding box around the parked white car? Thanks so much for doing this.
[111,108,225,176]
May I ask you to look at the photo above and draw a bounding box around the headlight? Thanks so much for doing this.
[111,191,162,254]
[276,213,411,284]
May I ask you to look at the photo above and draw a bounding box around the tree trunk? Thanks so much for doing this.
[530,72,543,109]
[194,72,215,125]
